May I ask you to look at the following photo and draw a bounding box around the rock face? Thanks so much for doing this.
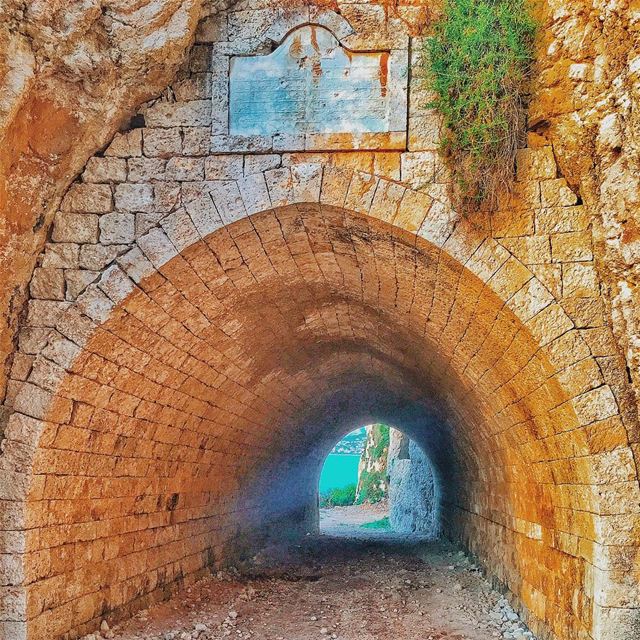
[532,0,640,413]
[355,424,389,504]
[388,430,439,536]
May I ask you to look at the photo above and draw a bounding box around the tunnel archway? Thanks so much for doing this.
[1,199,636,640]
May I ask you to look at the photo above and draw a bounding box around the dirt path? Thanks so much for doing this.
[319,502,389,533]
[104,527,537,640]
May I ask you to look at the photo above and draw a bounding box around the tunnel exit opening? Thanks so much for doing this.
[317,425,441,539]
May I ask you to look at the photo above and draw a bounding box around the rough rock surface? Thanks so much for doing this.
[98,535,539,640]
[533,0,640,408]
[388,431,439,536]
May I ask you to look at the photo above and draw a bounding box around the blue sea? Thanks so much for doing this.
[319,454,360,495]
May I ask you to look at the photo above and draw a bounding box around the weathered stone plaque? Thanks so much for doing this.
[228,25,407,151]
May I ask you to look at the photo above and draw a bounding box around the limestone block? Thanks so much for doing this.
[12,383,72,422]
[562,264,600,297]
[309,8,355,40]
[418,199,458,247]
[98,266,136,305]
[60,184,113,213]
[529,264,563,299]
[117,247,156,285]
[394,189,433,234]
[182,127,211,156]
[29,268,65,301]
[540,179,578,206]
[544,330,591,371]
[572,386,619,425]
[184,193,224,237]
[205,156,243,180]
[99,213,135,245]
[488,257,533,301]
[40,334,80,371]
[536,206,590,233]
[210,134,272,153]
[143,128,182,158]
[79,244,127,271]
[273,133,305,152]
[211,55,230,134]
[556,357,604,398]
[18,328,53,355]
[564,298,606,328]
[28,357,66,393]
[491,209,535,237]
[209,181,246,224]
[105,130,143,158]
[144,100,212,128]
[127,158,167,182]
[114,184,154,213]
[466,239,511,282]
[444,218,485,264]
[165,157,205,182]
[500,236,551,265]
[82,157,127,183]
[41,244,79,269]
[237,174,271,216]
[265,168,293,207]
[515,147,557,181]
[320,166,352,208]
[189,45,211,74]
[291,163,322,203]
[401,152,436,187]
[75,287,115,324]
[160,208,200,252]
[369,180,405,223]
[137,227,178,269]
[54,307,96,348]
[551,231,593,262]
[244,154,281,176]
[64,270,99,301]
[10,353,33,381]
[154,183,181,212]
[505,278,554,323]
[52,213,99,244]
[408,112,442,152]
[344,172,378,213]
[263,7,311,44]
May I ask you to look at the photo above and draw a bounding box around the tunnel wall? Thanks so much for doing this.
[0,3,638,640]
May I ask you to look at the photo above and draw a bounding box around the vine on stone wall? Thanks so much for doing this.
[425,0,537,207]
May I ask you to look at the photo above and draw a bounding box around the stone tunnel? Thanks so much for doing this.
[0,1,639,640]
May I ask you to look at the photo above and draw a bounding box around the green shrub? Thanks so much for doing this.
[361,516,391,530]
[320,483,357,507]
[356,470,387,504]
[425,0,537,205]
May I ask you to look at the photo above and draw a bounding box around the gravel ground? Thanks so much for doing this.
[86,505,535,640]
[90,516,537,640]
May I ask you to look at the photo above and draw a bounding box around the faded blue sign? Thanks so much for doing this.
[229,25,392,137]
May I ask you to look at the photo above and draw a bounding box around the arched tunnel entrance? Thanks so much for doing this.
[2,204,636,639]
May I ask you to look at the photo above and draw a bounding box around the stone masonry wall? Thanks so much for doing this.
[0,2,638,640]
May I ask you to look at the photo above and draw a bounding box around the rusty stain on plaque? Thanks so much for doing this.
[229,25,396,137]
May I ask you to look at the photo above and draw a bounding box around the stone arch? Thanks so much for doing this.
[0,159,638,639]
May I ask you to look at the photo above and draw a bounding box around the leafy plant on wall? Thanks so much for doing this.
[425,0,537,207]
